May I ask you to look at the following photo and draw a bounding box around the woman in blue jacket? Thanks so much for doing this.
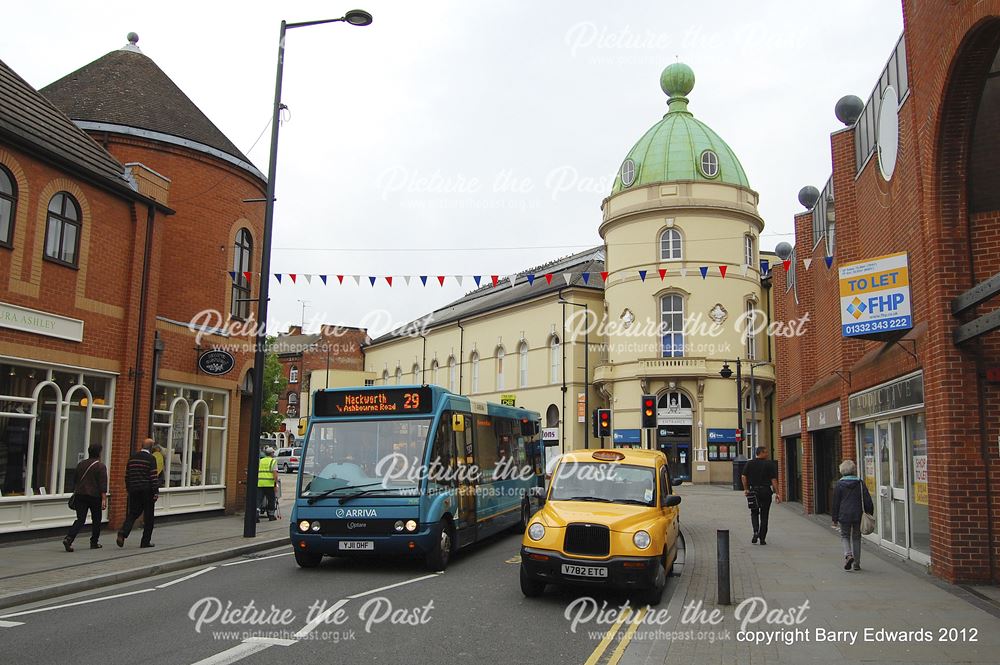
[831,460,874,571]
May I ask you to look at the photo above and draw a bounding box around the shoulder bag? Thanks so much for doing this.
[859,482,876,535]
[68,460,99,511]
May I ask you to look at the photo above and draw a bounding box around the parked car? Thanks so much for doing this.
[275,447,302,473]
[520,448,682,605]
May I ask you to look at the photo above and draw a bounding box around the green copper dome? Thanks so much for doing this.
[611,63,750,195]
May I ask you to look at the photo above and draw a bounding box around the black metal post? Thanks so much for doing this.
[735,358,744,457]
[717,529,731,605]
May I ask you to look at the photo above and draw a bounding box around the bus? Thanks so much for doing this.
[290,385,542,570]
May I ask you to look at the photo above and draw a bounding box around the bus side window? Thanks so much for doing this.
[430,416,455,488]
[495,419,513,479]
[475,416,498,480]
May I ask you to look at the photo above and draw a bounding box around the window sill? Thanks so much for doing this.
[43,255,79,270]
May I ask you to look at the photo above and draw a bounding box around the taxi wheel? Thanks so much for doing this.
[640,558,667,606]
[294,549,323,568]
[519,564,546,597]
[426,520,454,571]
[515,500,530,532]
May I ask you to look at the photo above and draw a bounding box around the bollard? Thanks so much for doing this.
[717,529,731,605]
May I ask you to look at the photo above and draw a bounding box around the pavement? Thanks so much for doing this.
[622,483,1000,665]
[0,480,294,610]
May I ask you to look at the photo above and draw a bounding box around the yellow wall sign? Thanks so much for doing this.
[838,252,913,337]
[500,394,516,407]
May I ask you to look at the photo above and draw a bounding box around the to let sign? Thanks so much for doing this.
[838,252,913,338]
[198,349,235,376]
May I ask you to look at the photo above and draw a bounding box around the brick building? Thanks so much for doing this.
[272,325,371,441]
[774,1,1000,584]
[0,34,266,534]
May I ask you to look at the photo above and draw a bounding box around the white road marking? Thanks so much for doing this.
[244,637,297,647]
[221,552,291,567]
[293,598,349,639]
[0,619,25,627]
[0,588,155,618]
[155,566,216,589]
[345,572,442,599]
[189,640,274,665]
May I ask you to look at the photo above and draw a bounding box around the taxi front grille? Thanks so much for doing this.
[563,523,610,557]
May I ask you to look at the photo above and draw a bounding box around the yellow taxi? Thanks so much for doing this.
[520,449,681,605]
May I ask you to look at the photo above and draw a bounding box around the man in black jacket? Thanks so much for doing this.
[117,438,159,548]
[741,446,780,545]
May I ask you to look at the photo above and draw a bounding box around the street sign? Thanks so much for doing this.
[500,393,516,407]
[707,428,738,443]
[612,429,641,444]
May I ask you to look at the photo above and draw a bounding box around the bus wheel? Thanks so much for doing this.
[426,520,454,571]
[519,565,546,598]
[294,549,322,568]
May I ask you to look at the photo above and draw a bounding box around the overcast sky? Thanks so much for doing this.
[5,1,903,337]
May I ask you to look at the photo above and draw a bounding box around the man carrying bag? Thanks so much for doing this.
[741,446,780,545]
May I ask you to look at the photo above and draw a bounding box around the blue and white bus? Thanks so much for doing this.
[290,385,542,570]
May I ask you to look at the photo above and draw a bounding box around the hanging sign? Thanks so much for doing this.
[839,252,913,338]
[198,349,235,376]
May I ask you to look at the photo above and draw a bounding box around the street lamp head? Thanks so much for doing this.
[344,9,373,25]
[719,362,733,380]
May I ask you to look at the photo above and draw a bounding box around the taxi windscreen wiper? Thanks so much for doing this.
[562,495,607,502]
[612,498,651,506]
[338,486,417,504]
[306,482,383,505]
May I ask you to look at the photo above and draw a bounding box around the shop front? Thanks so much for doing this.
[151,381,229,515]
[807,402,842,515]
[0,357,116,533]
[656,391,693,482]
[780,415,802,503]
[849,371,929,565]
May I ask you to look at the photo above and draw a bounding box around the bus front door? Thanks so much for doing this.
[453,413,478,548]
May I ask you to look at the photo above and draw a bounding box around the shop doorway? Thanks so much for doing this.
[657,426,691,481]
[784,436,802,502]
[875,419,909,556]
[812,428,841,514]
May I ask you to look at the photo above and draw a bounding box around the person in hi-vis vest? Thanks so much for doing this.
[257,447,278,522]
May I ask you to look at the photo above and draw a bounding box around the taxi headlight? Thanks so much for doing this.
[633,530,651,549]
[405,519,418,532]
[310,521,321,532]
[527,522,545,541]
[394,520,405,532]
[298,520,311,532]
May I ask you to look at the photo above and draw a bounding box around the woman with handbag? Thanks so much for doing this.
[62,443,108,552]
[831,460,875,571]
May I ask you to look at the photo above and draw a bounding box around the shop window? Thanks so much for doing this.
[906,413,930,556]
[707,443,737,461]
[152,384,228,489]
[518,341,529,388]
[44,192,81,267]
[0,164,16,248]
[659,228,683,261]
[231,228,253,320]
[660,294,685,357]
[289,365,298,383]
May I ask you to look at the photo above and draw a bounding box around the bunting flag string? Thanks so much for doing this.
[699,266,708,279]
[303,274,312,285]
[352,275,361,286]
[782,260,791,272]
[719,266,727,279]
[581,272,590,284]
[228,271,237,281]
[638,270,647,282]
[243,271,252,283]
[802,258,813,271]
[403,275,412,286]
[658,269,667,280]
[824,256,834,269]
[742,264,750,277]
[420,276,428,286]
[562,273,573,286]
[473,276,482,287]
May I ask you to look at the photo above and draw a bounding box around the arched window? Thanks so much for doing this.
[658,391,692,410]
[745,300,758,360]
[431,360,440,386]
[382,369,389,385]
[470,352,480,393]
[549,336,561,384]
[448,356,457,391]
[395,367,403,385]
[661,294,685,357]
[660,228,682,261]
[44,192,81,267]
[0,164,17,248]
[231,229,253,320]
[287,392,298,416]
[545,404,560,428]
[518,341,529,388]
[289,365,299,383]
[496,346,505,391]
[744,235,754,267]
[412,363,421,384]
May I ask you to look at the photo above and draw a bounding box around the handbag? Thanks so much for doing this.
[859,482,876,535]
[68,460,99,511]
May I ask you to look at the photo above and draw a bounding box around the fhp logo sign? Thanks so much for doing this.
[838,252,913,338]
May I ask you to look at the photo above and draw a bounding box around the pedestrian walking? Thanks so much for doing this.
[741,446,780,545]
[117,438,159,549]
[62,444,108,552]
[257,446,278,522]
[832,460,874,571]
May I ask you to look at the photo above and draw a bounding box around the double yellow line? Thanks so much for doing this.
[584,605,648,665]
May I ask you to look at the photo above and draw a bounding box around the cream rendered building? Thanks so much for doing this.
[595,63,775,484]
[365,63,776,484]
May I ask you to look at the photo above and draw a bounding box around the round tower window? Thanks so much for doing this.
[699,150,719,178]
[620,158,637,187]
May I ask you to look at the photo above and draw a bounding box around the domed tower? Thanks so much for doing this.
[594,63,773,484]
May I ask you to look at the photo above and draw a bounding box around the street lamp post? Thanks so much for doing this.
[244,9,373,539]
[559,296,590,449]
[719,359,744,455]
[747,361,769,455]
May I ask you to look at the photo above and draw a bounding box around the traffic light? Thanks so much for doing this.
[597,409,612,437]
[591,409,600,438]
[641,395,656,428]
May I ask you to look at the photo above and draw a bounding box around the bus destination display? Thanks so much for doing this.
[314,387,433,417]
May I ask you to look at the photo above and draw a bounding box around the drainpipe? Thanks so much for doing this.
[419,333,427,385]
[147,331,164,435]
[457,320,464,394]
[560,290,567,454]
[130,203,156,450]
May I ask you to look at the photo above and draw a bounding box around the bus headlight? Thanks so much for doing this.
[633,530,651,549]
[298,520,311,532]
[528,522,545,541]
[405,520,418,532]
[394,520,405,532]
[310,521,321,532]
